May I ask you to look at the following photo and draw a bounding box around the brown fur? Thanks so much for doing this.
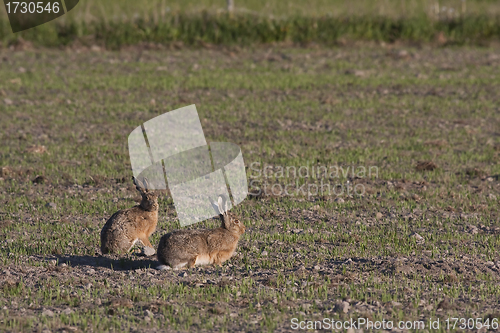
[157,207,245,269]
[100,178,159,255]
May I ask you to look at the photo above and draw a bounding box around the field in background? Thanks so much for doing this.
[1,0,500,47]
[20,0,500,20]
[0,43,499,331]
[35,0,500,20]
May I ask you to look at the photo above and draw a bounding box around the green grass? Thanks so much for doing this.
[0,45,499,331]
[2,0,500,47]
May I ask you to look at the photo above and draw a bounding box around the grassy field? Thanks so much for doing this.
[2,0,500,48]
[0,43,500,332]
[0,0,495,21]
[18,0,500,20]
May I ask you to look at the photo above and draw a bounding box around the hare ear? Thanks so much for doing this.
[224,196,229,213]
[133,177,145,193]
[143,177,151,192]
[209,197,221,215]
[217,196,225,215]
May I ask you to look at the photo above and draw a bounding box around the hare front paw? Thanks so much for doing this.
[142,246,156,256]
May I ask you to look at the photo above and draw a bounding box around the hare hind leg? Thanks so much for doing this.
[187,257,197,268]
[168,255,192,269]
[194,254,211,266]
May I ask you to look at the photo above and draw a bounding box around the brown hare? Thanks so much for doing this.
[156,195,245,270]
[100,177,158,256]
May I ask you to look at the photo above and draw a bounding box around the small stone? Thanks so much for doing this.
[144,309,154,317]
[48,259,57,266]
[296,265,306,271]
[260,250,268,256]
[334,301,350,313]
[209,306,225,314]
[179,271,188,278]
[437,298,455,310]
[391,301,402,307]
[86,269,95,274]
[485,261,495,266]
[409,232,425,243]
[334,197,345,203]
[59,263,67,267]
[350,69,369,77]
[0,166,11,176]
[45,202,57,210]
[85,283,92,289]
[4,98,13,105]
[144,316,151,322]
[95,298,102,305]
[376,212,383,219]
[416,161,437,171]
[343,258,353,265]
[397,49,409,58]
[62,307,72,315]
[32,175,47,184]
[468,225,479,234]
[42,309,54,317]
[313,265,321,270]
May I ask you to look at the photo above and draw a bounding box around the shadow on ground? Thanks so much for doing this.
[55,254,158,271]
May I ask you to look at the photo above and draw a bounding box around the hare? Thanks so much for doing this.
[157,195,245,270]
[100,177,158,256]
